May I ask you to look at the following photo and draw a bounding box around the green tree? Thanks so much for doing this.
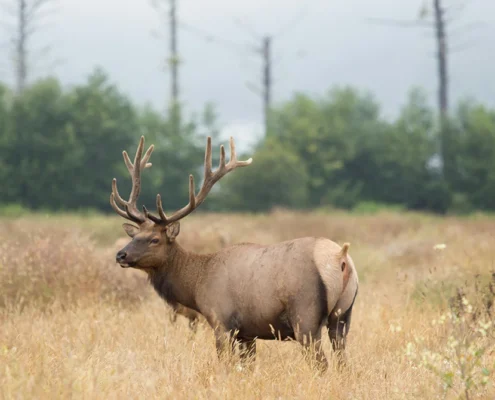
[0,84,13,201]
[270,86,385,208]
[62,67,138,210]
[214,138,309,212]
[1,77,76,209]
[451,101,495,210]
[370,87,451,212]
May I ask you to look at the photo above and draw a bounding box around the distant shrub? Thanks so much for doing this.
[0,203,31,218]
[352,201,406,215]
[449,193,475,215]
[0,225,150,310]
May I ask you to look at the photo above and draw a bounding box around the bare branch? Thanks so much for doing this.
[443,1,468,23]
[245,81,262,97]
[364,17,433,28]
[178,20,259,56]
[273,4,310,38]
[449,21,495,37]
[449,39,483,54]
[233,15,260,40]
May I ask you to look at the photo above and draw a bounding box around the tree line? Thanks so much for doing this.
[0,68,494,215]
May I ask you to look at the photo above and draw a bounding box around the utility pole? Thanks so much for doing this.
[169,0,180,133]
[434,0,448,120]
[366,0,487,177]
[433,0,450,180]
[262,36,272,136]
[177,10,307,138]
[16,0,27,94]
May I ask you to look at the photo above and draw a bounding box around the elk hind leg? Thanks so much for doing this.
[238,338,256,365]
[292,316,328,373]
[327,303,354,370]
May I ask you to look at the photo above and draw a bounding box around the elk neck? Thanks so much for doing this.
[147,240,212,312]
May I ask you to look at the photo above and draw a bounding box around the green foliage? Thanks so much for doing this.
[0,71,494,215]
[213,138,309,212]
[0,68,204,213]
[449,101,495,210]
[270,86,385,208]
[351,201,406,215]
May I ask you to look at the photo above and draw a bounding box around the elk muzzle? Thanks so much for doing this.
[116,249,135,268]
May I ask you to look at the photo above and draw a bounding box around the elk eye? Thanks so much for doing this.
[150,238,160,244]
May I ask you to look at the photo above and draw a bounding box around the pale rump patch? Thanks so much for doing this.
[313,238,345,315]
[332,252,359,317]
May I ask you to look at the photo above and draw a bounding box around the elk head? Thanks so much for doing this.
[110,135,252,270]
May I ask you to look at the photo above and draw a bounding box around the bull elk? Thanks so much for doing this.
[110,136,359,371]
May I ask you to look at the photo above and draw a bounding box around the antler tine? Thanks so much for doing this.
[111,177,144,223]
[228,136,252,167]
[142,205,162,224]
[219,144,226,170]
[110,193,129,219]
[128,136,145,205]
[159,136,252,225]
[204,136,213,179]
[228,136,237,164]
[112,178,126,206]
[188,174,197,209]
[109,136,155,224]
[141,145,154,168]
[156,194,168,223]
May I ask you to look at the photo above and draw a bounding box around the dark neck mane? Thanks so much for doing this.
[147,241,212,312]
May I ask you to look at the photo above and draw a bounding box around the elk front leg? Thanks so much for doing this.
[188,316,199,332]
[213,326,238,362]
[168,304,178,324]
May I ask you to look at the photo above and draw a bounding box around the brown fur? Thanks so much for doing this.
[110,136,359,372]
[116,222,358,371]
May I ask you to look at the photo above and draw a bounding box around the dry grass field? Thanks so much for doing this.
[1,209,494,399]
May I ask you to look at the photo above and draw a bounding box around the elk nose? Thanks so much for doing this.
[116,250,127,262]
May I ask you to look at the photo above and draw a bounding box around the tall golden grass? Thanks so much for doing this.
[1,209,494,399]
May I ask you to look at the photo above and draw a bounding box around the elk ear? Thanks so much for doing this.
[122,223,139,238]
[165,222,180,243]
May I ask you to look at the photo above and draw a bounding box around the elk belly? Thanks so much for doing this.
[204,238,332,341]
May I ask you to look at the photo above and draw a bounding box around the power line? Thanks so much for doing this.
[233,16,261,41]
[178,21,257,55]
[175,5,310,138]
[366,0,491,180]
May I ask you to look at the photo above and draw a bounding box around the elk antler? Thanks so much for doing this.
[110,136,154,224]
[143,136,252,225]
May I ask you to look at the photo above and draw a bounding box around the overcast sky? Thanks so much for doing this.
[1,0,494,150]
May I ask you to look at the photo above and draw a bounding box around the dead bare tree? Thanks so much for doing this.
[150,0,180,133]
[367,0,491,174]
[1,0,58,94]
